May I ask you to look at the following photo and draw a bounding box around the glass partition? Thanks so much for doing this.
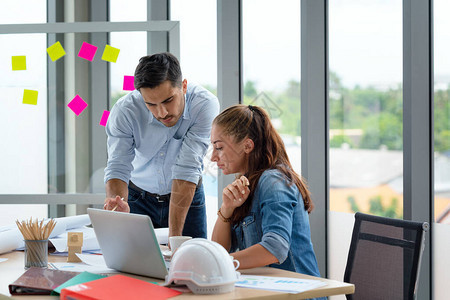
[0,2,180,225]
[433,0,450,297]
[243,0,301,172]
[0,33,48,225]
[329,0,403,218]
[109,0,146,22]
[171,0,218,238]
[328,1,402,296]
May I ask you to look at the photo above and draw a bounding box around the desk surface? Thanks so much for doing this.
[0,251,354,299]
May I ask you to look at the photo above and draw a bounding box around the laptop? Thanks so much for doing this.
[87,208,169,279]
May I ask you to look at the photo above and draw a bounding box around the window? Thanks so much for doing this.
[328,0,403,289]
[0,1,47,226]
[329,0,403,219]
[171,0,218,238]
[0,2,180,226]
[433,0,450,297]
[243,0,301,172]
[110,0,146,22]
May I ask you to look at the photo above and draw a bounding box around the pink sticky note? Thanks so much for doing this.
[67,95,88,116]
[78,42,98,61]
[123,75,135,91]
[99,110,110,126]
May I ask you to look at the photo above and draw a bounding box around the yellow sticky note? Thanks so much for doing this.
[23,89,38,105]
[101,45,120,63]
[12,56,26,71]
[47,41,66,62]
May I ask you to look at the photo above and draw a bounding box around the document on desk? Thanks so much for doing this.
[49,226,100,254]
[50,253,118,274]
[0,214,92,255]
[50,262,118,274]
[235,275,327,294]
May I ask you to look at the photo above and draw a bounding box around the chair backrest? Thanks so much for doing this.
[344,212,429,300]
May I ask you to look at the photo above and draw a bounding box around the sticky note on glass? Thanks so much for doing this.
[123,76,135,91]
[68,95,88,116]
[78,42,98,61]
[101,45,120,63]
[47,41,66,61]
[99,110,110,126]
[23,89,38,105]
[12,56,26,71]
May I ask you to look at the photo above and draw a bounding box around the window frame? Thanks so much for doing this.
[0,20,180,206]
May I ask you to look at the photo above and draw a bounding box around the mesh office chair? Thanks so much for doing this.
[344,212,429,300]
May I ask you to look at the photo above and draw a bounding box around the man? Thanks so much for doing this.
[103,52,219,238]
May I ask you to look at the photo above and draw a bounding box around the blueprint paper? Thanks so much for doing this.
[0,214,92,255]
[235,275,327,294]
[1,214,168,255]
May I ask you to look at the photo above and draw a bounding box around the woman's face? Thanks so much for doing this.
[210,125,248,175]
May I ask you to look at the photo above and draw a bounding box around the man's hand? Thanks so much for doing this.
[104,179,129,212]
[103,195,130,212]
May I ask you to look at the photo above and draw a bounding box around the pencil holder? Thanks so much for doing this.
[24,239,48,269]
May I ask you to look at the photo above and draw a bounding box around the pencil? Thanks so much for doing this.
[16,218,57,268]
[111,197,124,211]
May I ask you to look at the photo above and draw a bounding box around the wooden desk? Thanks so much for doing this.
[0,251,354,299]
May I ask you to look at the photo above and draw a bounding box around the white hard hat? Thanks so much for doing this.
[165,238,240,294]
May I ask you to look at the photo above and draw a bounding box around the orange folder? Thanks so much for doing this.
[60,274,181,300]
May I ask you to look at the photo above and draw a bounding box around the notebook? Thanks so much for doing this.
[8,267,79,295]
[87,208,169,279]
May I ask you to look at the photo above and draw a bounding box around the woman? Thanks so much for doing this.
[211,104,320,277]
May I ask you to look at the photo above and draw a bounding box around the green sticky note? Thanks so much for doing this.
[101,44,120,63]
[12,56,26,70]
[47,41,66,61]
[52,272,106,295]
[23,89,38,105]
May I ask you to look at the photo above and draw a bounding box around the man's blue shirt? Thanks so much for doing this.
[104,82,219,194]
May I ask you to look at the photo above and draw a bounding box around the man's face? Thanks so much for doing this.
[140,79,187,127]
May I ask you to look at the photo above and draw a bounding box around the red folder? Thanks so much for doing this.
[60,274,181,300]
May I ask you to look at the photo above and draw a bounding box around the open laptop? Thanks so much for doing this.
[87,208,169,279]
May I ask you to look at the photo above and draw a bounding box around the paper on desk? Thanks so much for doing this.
[0,258,7,263]
[49,253,117,274]
[50,249,102,256]
[50,226,167,254]
[49,227,100,253]
[75,253,108,267]
[235,275,327,294]
[50,262,118,274]
[1,215,168,255]
[0,214,92,255]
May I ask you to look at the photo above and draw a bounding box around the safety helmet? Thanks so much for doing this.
[165,238,240,294]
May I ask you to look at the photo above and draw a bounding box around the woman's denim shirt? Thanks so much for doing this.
[230,169,321,277]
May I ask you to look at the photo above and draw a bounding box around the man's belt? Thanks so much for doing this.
[128,181,171,202]
[128,177,202,203]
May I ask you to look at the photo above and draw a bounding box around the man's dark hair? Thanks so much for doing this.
[134,52,182,90]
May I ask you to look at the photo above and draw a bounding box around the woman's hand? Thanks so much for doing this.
[221,176,250,217]
[213,176,249,250]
